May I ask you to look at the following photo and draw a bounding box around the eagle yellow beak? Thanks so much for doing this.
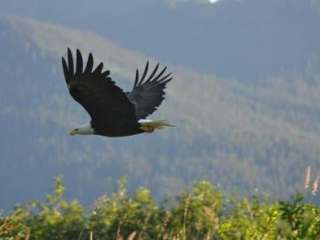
[69,129,77,136]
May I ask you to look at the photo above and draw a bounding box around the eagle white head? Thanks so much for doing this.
[69,122,94,136]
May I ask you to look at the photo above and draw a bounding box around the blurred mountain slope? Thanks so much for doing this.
[1,16,320,209]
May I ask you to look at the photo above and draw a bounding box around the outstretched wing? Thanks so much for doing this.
[126,62,172,119]
[62,49,137,126]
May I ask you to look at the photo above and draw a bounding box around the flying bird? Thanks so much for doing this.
[62,48,173,137]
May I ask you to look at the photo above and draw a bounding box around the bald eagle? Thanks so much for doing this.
[62,49,173,137]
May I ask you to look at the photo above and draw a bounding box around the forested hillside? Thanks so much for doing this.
[1,15,320,210]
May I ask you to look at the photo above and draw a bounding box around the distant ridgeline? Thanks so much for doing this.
[1,0,320,82]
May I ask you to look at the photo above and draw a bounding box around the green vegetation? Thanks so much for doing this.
[1,178,320,240]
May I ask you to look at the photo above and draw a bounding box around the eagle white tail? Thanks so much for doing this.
[139,119,174,133]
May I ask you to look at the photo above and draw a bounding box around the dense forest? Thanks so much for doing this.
[1,15,320,210]
[1,178,320,239]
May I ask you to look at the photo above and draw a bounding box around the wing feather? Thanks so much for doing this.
[134,69,139,87]
[84,53,94,73]
[151,66,167,83]
[127,62,172,119]
[93,62,104,74]
[62,49,137,131]
[62,57,69,84]
[76,49,83,74]
[67,48,74,75]
[145,63,159,83]
[138,61,149,85]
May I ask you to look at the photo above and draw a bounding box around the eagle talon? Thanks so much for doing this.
[140,120,173,133]
[140,126,155,133]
